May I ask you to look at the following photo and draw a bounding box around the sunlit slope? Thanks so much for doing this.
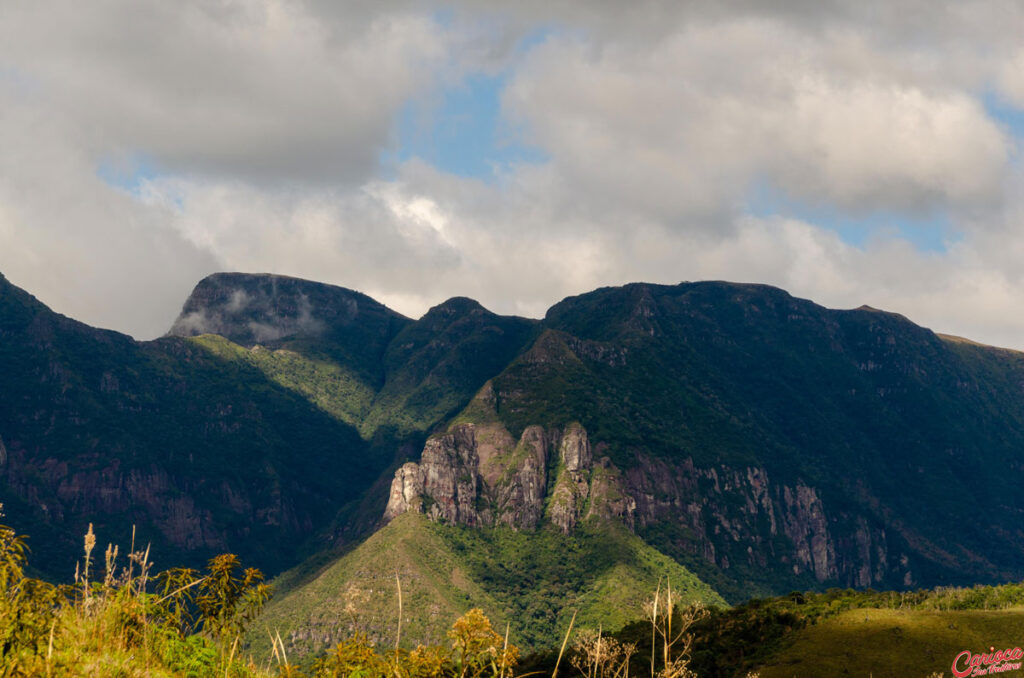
[170,276,536,438]
[755,607,1024,678]
[255,513,723,658]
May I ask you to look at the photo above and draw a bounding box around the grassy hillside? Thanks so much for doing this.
[254,513,723,660]
[551,582,1024,678]
[250,513,504,660]
[755,607,1024,678]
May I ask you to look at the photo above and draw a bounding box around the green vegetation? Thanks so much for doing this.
[437,519,724,646]
[0,514,523,678]
[9,506,1024,678]
[476,282,1024,594]
[754,607,1024,678]
[251,513,505,660]
[604,585,1024,677]
[191,334,377,429]
[254,514,722,659]
[0,512,272,677]
[0,273,533,580]
[0,273,386,579]
[16,268,1024,663]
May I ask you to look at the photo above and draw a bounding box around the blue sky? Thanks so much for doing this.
[385,72,548,181]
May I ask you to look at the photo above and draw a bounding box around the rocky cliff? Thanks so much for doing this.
[384,414,914,596]
[384,420,635,532]
[10,270,1024,601]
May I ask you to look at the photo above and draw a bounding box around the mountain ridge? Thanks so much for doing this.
[6,269,1024,646]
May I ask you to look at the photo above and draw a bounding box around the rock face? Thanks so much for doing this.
[383,421,634,532]
[384,420,913,590]
[621,456,907,587]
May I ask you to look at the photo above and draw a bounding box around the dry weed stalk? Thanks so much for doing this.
[552,608,578,678]
[571,626,637,678]
[643,579,708,678]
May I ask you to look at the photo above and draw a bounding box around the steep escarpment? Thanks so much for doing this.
[382,417,910,601]
[383,418,635,533]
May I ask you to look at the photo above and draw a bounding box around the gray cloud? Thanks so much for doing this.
[0,0,450,185]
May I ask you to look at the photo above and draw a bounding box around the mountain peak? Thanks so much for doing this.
[425,296,487,318]
[167,272,408,347]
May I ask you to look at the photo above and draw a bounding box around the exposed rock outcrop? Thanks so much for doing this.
[385,421,914,589]
[383,421,634,532]
[621,454,911,587]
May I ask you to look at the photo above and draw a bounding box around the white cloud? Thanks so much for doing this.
[503,19,1009,223]
[0,102,218,337]
[0,0,449,184]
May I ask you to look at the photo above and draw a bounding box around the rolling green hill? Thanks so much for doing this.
[254,512,723,659]
[754,607,1024,678]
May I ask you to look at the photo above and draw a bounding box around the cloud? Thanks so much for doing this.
[0,100,218,338]
[502,18,1009,223]
[0,0,450,185]
[0,0,461,337]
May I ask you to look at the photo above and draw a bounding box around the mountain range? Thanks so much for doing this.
[3,270,1024,653]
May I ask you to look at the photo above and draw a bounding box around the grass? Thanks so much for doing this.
[190,334,377,430]
[249,513,506,661]
[0,514,520,678]
[755,607,1024,678]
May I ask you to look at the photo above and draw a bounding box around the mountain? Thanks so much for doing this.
[167,274,537,438]
[0,271,391,576]
[9,270,1024,656]
[0,272,536,577]
[378,281,1024,602]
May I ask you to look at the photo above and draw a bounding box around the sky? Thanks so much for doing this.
[2,2,1024,347]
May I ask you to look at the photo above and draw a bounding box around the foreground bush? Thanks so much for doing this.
[0,509,525,678]
[276,608,518,678]
[0,507,271,677]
